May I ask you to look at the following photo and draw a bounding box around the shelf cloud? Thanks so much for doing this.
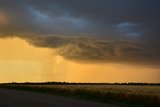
[0,0,160,66]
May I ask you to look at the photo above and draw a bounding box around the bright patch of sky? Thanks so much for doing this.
[27,6,49,22]
[116,22,143,38]
[26,5,89,34]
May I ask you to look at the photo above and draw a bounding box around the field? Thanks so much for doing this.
[0,83,160,107]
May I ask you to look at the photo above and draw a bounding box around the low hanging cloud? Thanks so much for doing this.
[14,34,159,66]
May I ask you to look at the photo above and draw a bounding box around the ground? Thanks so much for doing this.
[0,88,120,107]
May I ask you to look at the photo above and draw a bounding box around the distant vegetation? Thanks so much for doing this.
[0,82,160,107]
[1,82,160,85]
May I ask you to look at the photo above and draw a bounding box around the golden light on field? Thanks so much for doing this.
[0,37,159,83]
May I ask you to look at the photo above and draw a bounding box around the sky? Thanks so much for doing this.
[0,0,160,83]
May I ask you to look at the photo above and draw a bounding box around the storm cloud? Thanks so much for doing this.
[0,0,160,38]
[0,0,160,65]
[14,34,159,66]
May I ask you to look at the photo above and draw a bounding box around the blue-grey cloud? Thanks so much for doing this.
[0,0,160,39]
[0,0,160,65]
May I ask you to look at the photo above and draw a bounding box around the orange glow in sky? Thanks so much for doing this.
[0,12,8,26]
[0,37,159,83]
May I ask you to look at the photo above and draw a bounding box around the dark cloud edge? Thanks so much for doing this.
[0,33,159,67]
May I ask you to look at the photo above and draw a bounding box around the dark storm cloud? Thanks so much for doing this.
[17,34,160,66]
[0,0,160,65]
[0,0,160,39]
[24,0,160,42]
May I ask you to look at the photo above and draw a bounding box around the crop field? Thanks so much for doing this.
[0,83,160,107]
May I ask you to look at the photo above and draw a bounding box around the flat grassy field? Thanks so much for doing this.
[0,83,160,107]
